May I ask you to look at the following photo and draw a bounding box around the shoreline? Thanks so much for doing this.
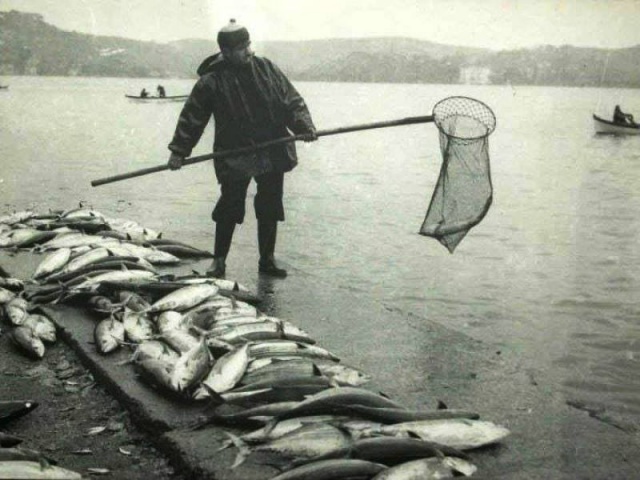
[1,229,639,479]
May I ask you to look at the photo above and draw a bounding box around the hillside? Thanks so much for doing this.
[2,10,640,87]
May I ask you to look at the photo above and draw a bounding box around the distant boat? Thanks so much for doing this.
[593,114,640,135]
[0,85,8,90]
[125,94,188,103]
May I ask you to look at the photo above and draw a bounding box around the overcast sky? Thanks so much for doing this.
[2,0,640,50]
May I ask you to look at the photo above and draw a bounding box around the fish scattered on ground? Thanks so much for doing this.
[1,206,511,479]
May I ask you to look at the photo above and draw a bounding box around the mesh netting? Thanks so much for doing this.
[420,97,496,252]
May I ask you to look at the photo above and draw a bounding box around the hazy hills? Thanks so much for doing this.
[2,10,640,88]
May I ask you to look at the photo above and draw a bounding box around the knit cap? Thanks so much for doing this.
[217,19,250,49]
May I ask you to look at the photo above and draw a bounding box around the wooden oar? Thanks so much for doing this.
[91,115,433,187]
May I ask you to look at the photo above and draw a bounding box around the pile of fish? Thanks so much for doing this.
[0,400,84,479]
[1,206,512,479]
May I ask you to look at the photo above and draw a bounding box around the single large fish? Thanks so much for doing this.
[135,357,176,393]
[266,387,406,428]
[170,337,212,392]
[248,340,340,362]
[33,247,72,279]
[10,326,46,359]
[59,247,112,273]
[94,316,126,354]
[361,419,511,450]
[37,233,118,251]
[371,456,477,479]
[196,343,251,398]
[348,436,470,465]
[227,422,354,469]
[237,415,380,445]
[212,320,315,345]
[156,310,188,333]
[0,228,51,248]
[4,297,30,326]
[147,284,219,313]
[161,328,200,353]
[0,286,16,304]
[122,308,155,343]
[22,313,57,343]
[72,269,156,291]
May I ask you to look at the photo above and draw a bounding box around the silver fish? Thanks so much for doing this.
[148,284,219,313]
[0,286,16,304]
[94,316,125,353]
[270,459,386,480]
[161,328,200,353]
[196,343,251,398]
[10,326,46,359]
[156,310,188,333]
[22,314,57,343]
[72,269,156,291]
[227,422,353,469]
[4,297,29,326]
[60,247,112,273]
[122,308,155,343]
[361,419,511,450]
[249,340,340,362]
[371,456,477,479]
[171,337,212,392]
[32,247,72,279]
[135,357,176,392]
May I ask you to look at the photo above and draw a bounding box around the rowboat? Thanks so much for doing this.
[593,114,640,135]
[125,94,188,103]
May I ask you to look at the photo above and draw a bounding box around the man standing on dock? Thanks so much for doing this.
[167,19,317,279]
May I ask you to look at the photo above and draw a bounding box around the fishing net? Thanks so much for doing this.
[420,96,497,253]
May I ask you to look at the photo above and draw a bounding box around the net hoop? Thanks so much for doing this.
[432,96,496,141]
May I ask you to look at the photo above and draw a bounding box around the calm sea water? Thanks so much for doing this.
[2,76,640,424]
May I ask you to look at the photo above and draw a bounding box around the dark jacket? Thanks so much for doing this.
[168,53,315,180]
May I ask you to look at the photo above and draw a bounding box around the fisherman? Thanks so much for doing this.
[157,85,166,98]
[613,105,635,125]
[167,19,317,279]
[140,88,149,98]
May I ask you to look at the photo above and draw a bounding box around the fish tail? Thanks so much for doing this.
[261,417,279,436]
[224,431,250,469]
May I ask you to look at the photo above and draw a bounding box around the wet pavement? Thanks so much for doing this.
[1,249,639,479]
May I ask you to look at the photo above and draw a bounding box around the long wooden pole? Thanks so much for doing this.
[91,115,433,187]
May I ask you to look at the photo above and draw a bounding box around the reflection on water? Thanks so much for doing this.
[2,76,640,425]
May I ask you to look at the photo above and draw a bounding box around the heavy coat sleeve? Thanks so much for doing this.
[268,61,316,135]
[168,77,216,157]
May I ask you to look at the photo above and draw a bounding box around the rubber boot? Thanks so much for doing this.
[258,221,287,278]
[206,222,235,278]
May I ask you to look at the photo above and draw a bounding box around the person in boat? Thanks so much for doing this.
[140,88,149,98]
[157,85,166,98]
[613,105,635,125]
[167,19,317,279]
